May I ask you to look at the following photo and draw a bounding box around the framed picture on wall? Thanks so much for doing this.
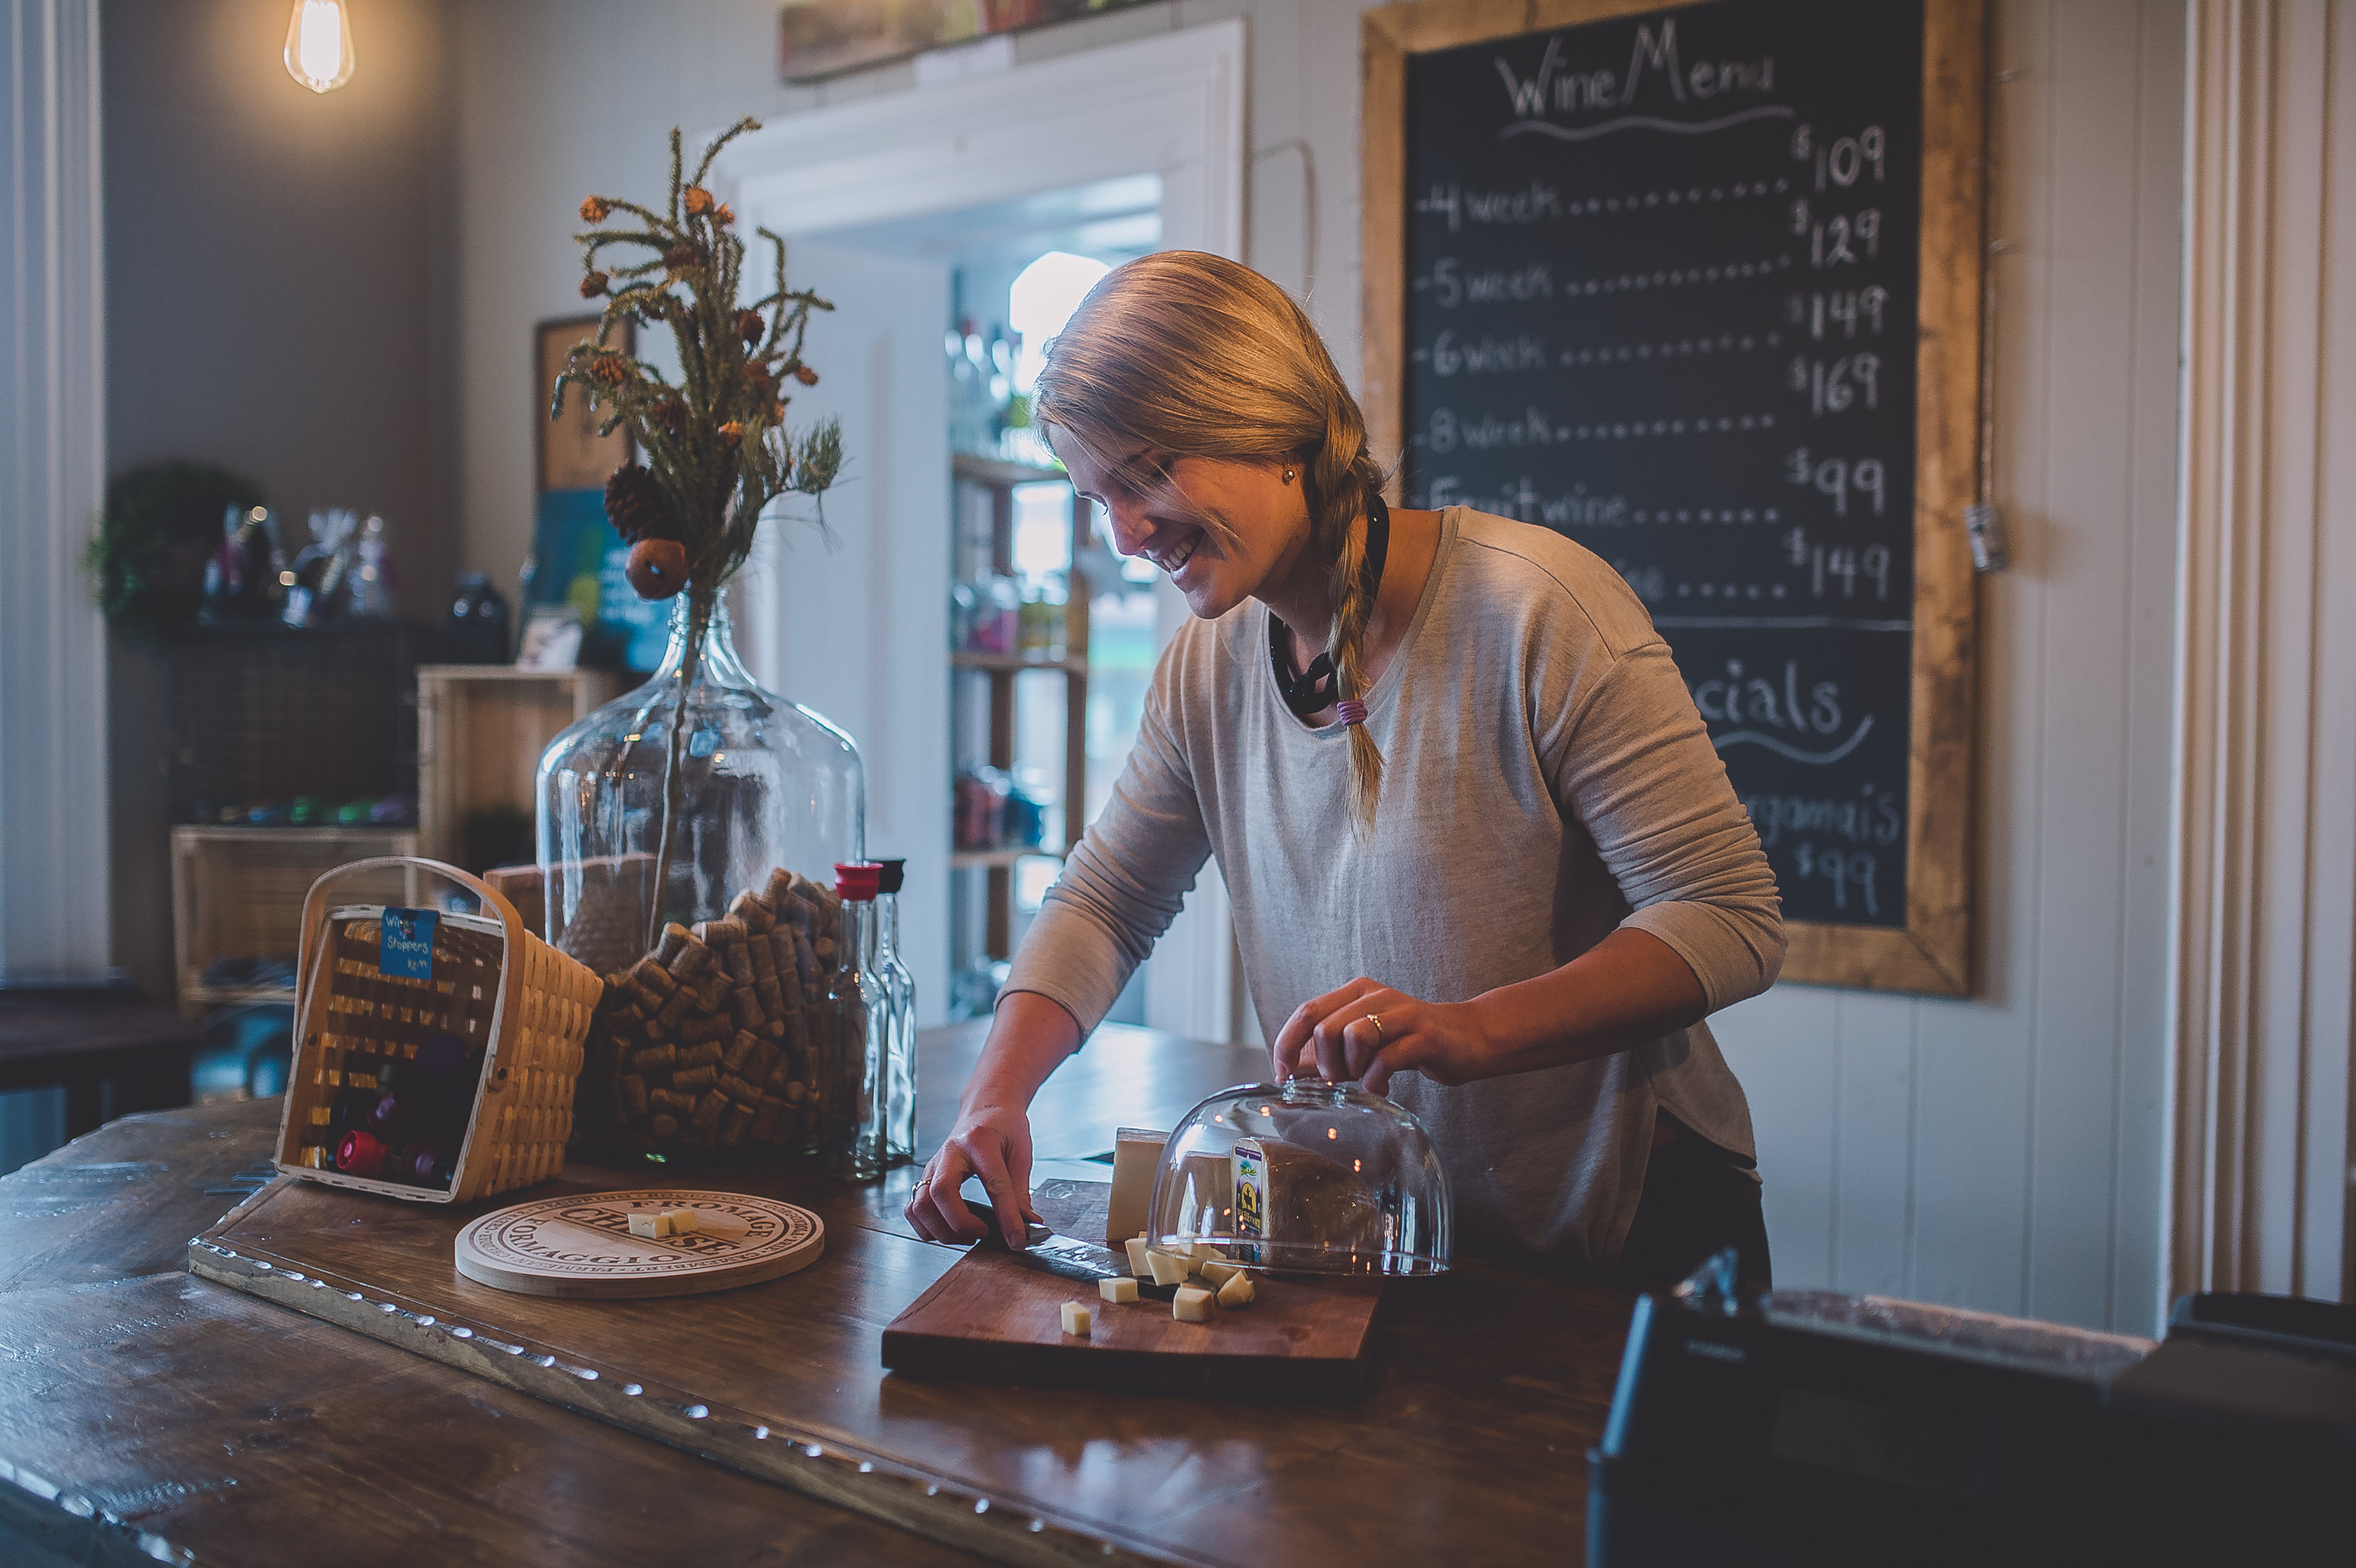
[777,0,1162,83]
[536,315,634,493]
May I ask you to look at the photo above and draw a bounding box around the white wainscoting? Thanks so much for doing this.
[1,0,109,978]
[1715,0,2188,1335]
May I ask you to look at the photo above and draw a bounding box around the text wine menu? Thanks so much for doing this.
[1401,0,1926,929]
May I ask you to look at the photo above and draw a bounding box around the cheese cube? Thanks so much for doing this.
[1198,1259,1243,1288]
[1172,1285,1214,1323]
[1215,1271,1256,1309]
[1145,1250,1190,1288]
[1123,1236,1154,1277]
[1060,1300,1093,1336]
[627,1211,663,1239]
[1098,1275,1139,1304]
[662,1208,698,1234]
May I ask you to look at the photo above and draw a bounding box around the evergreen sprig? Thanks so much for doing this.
[552,116,844,595]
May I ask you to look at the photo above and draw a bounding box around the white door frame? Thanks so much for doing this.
[713,20,1249,1046]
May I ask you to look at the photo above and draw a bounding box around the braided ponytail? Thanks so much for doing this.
[1303,396,1388,834]
[1033,251,1393,830]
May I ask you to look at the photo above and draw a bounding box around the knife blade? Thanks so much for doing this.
[966,1198,1177,1299]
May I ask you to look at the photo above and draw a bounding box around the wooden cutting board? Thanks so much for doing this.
[882,1181,1387,1399]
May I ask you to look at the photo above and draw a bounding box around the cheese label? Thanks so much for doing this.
[378,908,438,980]
[1231,1139,1266,1263]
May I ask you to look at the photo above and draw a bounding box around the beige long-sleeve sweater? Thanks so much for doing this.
[1005,506,1785,1265]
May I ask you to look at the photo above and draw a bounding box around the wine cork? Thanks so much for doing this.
[649,1087,694,1116]
[719,1071,759,1108]
[675,1039,721,1072]
[693,972,731,1013]
[728,889,776,936]
[630,957,677,997]
[749,1093,784,1141]
[784,1078,806,1105]
[690,1088,728,1132]
[630,1042,677,1075]
[654,988,694,1031]
[654,922,692,966]
[671,1060,718,1091]
[763,867,796,911]
[730,988,762,1031]
[719,1103,755,1147]
[649,1113,679,1138]
[744,1039,780,1087]
[678,1012,731,1046]
[620,1075,649,1118]
[719,1031,753,1075]
[670,935,714,980]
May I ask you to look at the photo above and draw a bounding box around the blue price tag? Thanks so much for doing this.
[379,907,438,980]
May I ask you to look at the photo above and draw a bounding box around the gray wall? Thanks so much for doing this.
[103,0,455,1000]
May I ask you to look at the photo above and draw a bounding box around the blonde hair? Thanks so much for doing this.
[1035,251,1387,829]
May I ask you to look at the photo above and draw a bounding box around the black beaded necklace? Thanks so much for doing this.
[1270,489,1390,719]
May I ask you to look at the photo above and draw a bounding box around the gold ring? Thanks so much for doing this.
[915,1175,933,1188]
[1365,1012,1384,1044]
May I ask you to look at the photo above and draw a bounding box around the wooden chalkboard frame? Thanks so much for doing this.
[1363,0,1986,995]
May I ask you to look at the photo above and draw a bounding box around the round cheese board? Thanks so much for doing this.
[454,1189,823,1298]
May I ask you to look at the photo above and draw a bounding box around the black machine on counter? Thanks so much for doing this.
[1592,1253,2353,1564]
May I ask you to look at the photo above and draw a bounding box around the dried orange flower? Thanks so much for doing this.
[683,186,714,217]
[580,196,612,223]
[719,420,744,440]
[579,270,609,298]
[793,365,820,386]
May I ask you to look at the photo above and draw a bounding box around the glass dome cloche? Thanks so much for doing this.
[1146,1078,1453,1277]
[535,597,863,977]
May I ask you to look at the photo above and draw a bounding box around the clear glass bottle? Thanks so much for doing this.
[536,595,865,980]
[822,861,890,1181]
[872,858,918,1169]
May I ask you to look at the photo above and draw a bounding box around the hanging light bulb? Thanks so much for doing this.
[283,0,355,94]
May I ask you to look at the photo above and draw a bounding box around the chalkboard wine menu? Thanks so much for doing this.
[1365,0,1986,994]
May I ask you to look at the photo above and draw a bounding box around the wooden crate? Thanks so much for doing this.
[170,826,419,1019]
[415,666,620,868]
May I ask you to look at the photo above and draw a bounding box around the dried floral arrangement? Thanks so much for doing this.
[551,116,844,946]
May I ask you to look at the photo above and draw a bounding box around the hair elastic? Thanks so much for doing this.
[1335,700,1368,727]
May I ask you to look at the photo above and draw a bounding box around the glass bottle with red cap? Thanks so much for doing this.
[872,858,918,1169]
[822,861,891,1180]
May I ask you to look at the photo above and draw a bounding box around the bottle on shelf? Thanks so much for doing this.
[821,861,892,1182]
[872,858,918,1169]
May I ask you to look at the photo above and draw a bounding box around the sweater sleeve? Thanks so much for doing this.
[1548,639,1787,1012]
[997,655,1214,1035]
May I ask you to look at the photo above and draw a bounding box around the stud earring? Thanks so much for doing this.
[1283,467,1296,484]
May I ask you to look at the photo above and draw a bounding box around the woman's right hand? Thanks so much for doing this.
[905,1096,1038,1250]
[903,990,1082,1251]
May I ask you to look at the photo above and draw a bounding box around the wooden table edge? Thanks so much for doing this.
[186,1190,1216,1568]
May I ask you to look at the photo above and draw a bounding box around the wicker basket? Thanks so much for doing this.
[274,857,604,1203]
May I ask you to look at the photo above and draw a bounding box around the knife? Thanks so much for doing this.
[966,1197,1177,1300]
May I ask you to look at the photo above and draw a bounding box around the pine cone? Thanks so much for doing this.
[579,270,609,298]
[735,309,764,345]
[654,399,687,433]
[588,352,631,387]
[662,245,698,272]
[793,365,820,387]
[604,463,677,545]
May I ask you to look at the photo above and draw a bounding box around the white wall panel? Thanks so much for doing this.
[1718,0,2185,1333]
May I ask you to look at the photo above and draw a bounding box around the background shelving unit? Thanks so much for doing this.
[950,451,1089,970]
[170,825,419,1018]
[416,666,620,870]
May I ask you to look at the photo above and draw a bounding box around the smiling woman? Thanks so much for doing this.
[908,251,1788,1289]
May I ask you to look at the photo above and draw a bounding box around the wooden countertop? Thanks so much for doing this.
[0,1021,1633,1567]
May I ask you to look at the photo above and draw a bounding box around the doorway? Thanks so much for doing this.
[715,22,1247,1041]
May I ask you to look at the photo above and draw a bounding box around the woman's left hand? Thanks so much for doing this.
[1270,978,1496,1097]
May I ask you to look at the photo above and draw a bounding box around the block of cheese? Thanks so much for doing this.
[1098,1275,1139,1304]
[1145,1249,1189,1288]
[661,1208,698,1234]
[1060,1300,1093,1336]
[1215,1270,1256,1308]
[1171,1285,1213,1323]
[627,1211,664,1239]
[1106,1126,1167,1245]
[1198,1258,1243,1288]
[1123,1236,1154,1277]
